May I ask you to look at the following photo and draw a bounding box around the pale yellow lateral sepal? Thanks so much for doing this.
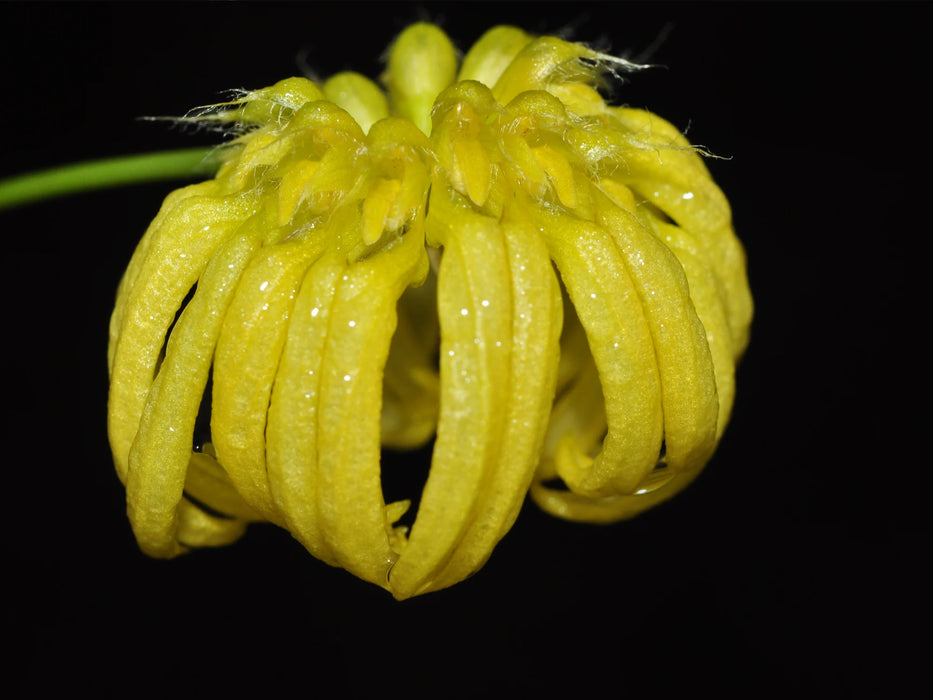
[315,221,429,587]
[608,107,752,356]
[211,232,327,525]
[593,187,719,480]
[530,200,663,496]
[108,183,251,485]
[427,203,562,594]
[265,252,345,568]
[646,216,738,437]
[125,205,280,557]
[388,188,512,599]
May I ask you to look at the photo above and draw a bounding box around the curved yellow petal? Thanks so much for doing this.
[530,200,664,496]
[530,465,703,523]
[315,219,429,586]
[424,201,562,595]
[183,450,262,522]
[646,215,738,438]
[108,182,221,371]
[608,107,752,357]
[388,187,514,598]
[211,231,327,524]
[593,187,719,479]
[265,251,345,567]
[108,183,252,485]
[125,205,279,557]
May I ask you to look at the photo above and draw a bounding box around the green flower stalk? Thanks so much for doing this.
[102,23,752,599]
[0,148,218,211]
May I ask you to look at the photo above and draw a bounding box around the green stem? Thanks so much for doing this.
[0,147,221,211]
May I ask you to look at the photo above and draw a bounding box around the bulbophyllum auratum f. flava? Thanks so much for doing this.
[106,23,752,600]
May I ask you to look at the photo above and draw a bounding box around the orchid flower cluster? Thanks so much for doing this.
[105,23,752,599]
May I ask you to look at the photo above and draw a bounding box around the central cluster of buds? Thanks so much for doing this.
[107,23,752,599]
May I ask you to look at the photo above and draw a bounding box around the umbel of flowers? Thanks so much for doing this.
[107,23,752,599]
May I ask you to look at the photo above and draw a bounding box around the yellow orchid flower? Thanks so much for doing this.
[92,22,749,600]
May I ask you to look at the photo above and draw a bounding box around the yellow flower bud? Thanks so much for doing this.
[107,23,752,599]
[322,72,389,133]
[383,22,458,136]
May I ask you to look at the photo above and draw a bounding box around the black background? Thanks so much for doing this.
[3,2,926,697]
